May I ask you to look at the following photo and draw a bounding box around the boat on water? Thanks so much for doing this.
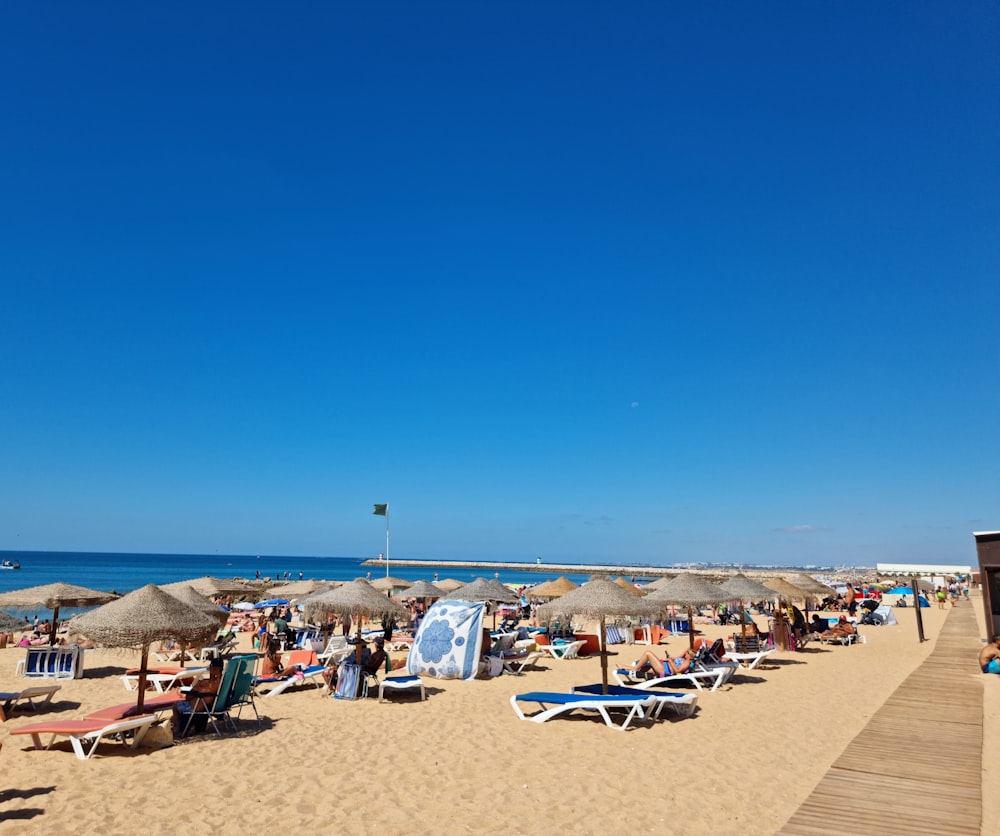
[1,559,21,569]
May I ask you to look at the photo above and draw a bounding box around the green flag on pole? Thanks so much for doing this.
[373,503,388,516]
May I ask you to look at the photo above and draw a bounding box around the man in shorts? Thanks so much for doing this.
[979,635,1000,674]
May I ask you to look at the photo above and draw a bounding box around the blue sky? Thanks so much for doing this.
[1,2,997,567]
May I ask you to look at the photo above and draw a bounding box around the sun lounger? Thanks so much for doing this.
[613,664,727,692]
[9,714,159,759]
[86,691,188,723]
[724,648,777,669]
[122,665,209,693]
[378,675,425,702]
[198,632,237,660]
[540,640,586,660]
[0,684,61,719]
[571,683,697,719]
[500,650,547,675]
[510,691,657,730]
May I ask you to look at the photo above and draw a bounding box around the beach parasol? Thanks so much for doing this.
[160,584,230,666]
[764,578,813,602]
[526,577,578,600]
[784,574,834,598]
[434,578,465,592]
[719,574,775,642]
[536,578,660,693]
[0,582,119,646]
[371,576,411,593]
[161,577,251,597]
[0,610,26,634]
[303,579,408,664]
[642,577,674,592]
[613,577,644,595]
[444,578,519,629]
[398,580,446,600]
[646,574,730,649]
[73,584,220,711]
[442,577,518,604]
[264,579,327,599]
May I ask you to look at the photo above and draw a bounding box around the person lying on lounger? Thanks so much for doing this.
[622,647,696,678]
[820,616,856,640]
[261,638,304,682]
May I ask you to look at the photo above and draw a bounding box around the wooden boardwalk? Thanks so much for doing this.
[779,604,983,835]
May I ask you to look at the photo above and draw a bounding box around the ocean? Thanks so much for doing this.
[0,550,561,617]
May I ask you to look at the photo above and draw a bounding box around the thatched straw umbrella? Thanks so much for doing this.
[444,578,518,629]
[434,578,465,592]
[784,573,834,599]
[398,580,446,600]
[159,584,230,666]
[536,578,660,694]
[371,576,411,593]
[264,579,327,599]
[613,577,644,595]
[646,574,730,649]
[161,577,251,598]
[73,584,219,711]
[526,577,578,600]
[642,577,673,592]
[303,579,408,665]
[0,582,118,646]
[719,574,775,642]
[0,610,25,634]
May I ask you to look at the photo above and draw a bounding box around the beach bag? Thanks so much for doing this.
[334,663,363,700]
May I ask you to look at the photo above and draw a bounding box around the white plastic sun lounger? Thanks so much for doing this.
[10,714,159,760]
[540,640,587,660]
[122,666,209,693]
[509,691,657,730]
[378,675,425,702]
[724,648,777,669]
[571,683,697,720]
[613,665,727,692]
[0,684,61,716]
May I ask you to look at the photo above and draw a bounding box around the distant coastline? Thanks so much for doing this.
[359,557,863,579]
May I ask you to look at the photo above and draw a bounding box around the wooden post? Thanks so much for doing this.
[911,575,926,642]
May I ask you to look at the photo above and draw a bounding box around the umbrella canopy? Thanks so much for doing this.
[443,577,518,604]
[0,582,119,646]
[719,573,775,601]
[784,573,834,597]
[398,580,446,599]
[526,577,578,600]
[0,610,26,633]
[764,578,814,601]
[642,576,674,591]
[613,577,643,595]
[161,584,229,629]
[371,576,411,592]
[303,579,409,663]
[434,578,465,592]
[536,578,661,693]
[264,579,327,599]
[646,574,730,649]
[73,584,220,711]
[161,577,251,597]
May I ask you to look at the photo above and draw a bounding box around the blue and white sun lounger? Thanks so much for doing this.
[570,683,697,720]
[509,691,657,731]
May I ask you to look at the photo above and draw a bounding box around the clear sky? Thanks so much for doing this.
[2,2,997,567]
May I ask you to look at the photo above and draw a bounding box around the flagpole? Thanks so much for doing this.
[385,505,390,578]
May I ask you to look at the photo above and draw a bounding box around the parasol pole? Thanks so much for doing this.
[49,604,61,646]
[136,643,150,713]
[687,605,696,650]
[740,599,748,644]
[373,503,390,578]
[599,614,608,694]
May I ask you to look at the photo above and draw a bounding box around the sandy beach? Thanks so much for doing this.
[1,597,996,835]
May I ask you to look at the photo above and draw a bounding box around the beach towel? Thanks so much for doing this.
[407,600,485,680]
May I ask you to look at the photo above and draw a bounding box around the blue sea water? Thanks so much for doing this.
[0,550,557,618]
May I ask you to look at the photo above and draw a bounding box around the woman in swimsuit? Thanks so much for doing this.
[623,647,696,678]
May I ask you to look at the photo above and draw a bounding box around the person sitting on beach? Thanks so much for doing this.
[261,637,303,682]
[979,635,1000,675]
[622,647,696,679]
[809,615,828,634]
[820,616,856,640]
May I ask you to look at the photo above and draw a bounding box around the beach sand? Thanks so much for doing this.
[1,598,995,835]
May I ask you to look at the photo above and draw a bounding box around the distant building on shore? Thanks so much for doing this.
[973,532,1000,638]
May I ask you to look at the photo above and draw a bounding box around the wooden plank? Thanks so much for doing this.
[778,604,983,835]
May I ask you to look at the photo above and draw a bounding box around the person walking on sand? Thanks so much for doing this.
[979,635,1000,674]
